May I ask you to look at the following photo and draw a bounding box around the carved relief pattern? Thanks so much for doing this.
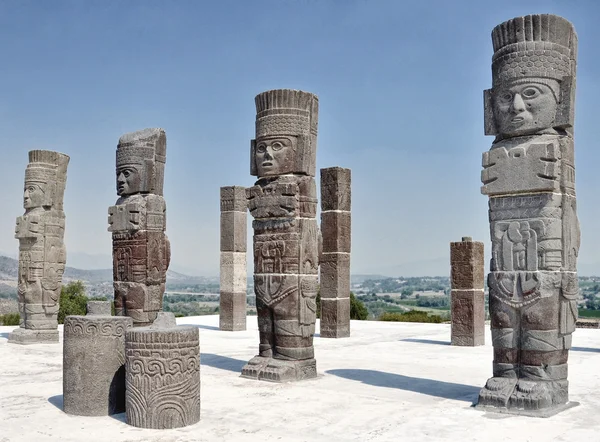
[125,327,200,429]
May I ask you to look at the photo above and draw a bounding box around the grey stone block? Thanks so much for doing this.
[220,291,247,331]
[321,211,351,253]
[87,301,112,316]
[451,290,485,346]
[320,253,351,299]
[220,186,247,213]
[220,211,247,252]
[320,167,351,211]
[450,240,484,290]
[63,315,133,416]
[320,297,350,338]
[125,325,200,429]
[7,328,59,345]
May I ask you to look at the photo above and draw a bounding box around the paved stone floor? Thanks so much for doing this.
[1,315,599,441]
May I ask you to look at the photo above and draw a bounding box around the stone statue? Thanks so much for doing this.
[9,150,69,344]
[241,89,321,382]
[108,128,171,327]
[477,14,580,416]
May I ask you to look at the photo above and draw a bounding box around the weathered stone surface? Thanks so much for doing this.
[321,212,351,254]
[321,167,351,212]
[9,150,69,345]
[451,240,484,290]
[319,253,351,299]
[220,186,247,213]
[243,89,320,381]
[220,252,247,293]
[320,297,351,338]
[220,211,247,252]
[63,312,133,416]
[451,290,485,346]
[125,324,200,429]
[219,292,247,331]
[108,129,170,327]
[477,14,579,416]
[87,300,112,316]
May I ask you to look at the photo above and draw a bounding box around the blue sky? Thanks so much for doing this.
[0,0,599,276]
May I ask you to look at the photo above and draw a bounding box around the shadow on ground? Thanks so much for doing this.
[0,332,10,339]
[181,324,220,331]
[201,353,246,372]
[326,369,479,402]
[571,346,600,353]
[401,338,450,346]
[48,395,63,410]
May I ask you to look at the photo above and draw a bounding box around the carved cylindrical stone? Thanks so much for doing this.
[87,300,112,316]
[63,314,133,416]
[450,238,485,346]
[8,150,69,345]
[219,186,247,331]
[125,325,200,429]
[477,14,579,416]
[108,129,171,327]
[320,167,351,338]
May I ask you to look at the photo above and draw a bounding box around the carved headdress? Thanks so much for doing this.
[251,89,319,177]
[116,128,166,195]
[25,150,70,210]
[485,14,578,134]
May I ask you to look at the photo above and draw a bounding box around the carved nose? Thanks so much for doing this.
[264,149,273,160]
[512,94,526,113]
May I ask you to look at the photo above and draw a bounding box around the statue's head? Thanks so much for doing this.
[116,128,166,196]
[23,150,70,210]
[251,89,318,177]
[484,14,577,138]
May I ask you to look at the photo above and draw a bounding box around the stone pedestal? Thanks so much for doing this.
[219,186,247,331]
[450,237,485,346]
[63,303,133,416]
[8,328,58,344]
[125,316,200,429]
[320,167,351,338]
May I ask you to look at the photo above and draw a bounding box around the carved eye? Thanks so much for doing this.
[521,87,540,99]
[256,144,266,153]
[28,186,36,193]
[123,170,130,177]
[271,141,283,151]
[499,92,512,103]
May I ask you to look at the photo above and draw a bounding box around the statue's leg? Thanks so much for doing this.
[478,293,519,407]
[510,291,569,411]
[241,299,273,379]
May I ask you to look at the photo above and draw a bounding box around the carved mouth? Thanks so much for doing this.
[262,162,273,167]
[511,116,525,124]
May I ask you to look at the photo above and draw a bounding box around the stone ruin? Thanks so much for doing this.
[228,88,352,382]
[450,237,485,346]
[219,186,247,331]
[8,150,69,345]
[108,128,171,327]
[477,14,580,416]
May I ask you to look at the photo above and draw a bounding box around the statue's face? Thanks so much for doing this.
[254,136,296,176]
[116,165,142,196]
[493,80,559,137]
[23,182,46,209]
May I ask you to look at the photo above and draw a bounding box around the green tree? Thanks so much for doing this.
[350,292,368,320]
[57,280,88,324]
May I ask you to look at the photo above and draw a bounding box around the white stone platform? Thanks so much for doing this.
[2,315,600,441]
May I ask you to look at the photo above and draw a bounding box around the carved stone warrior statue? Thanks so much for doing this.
[9,150,69,344]
[477,14,580,415]
[241,89,321,382]
[108,128,171,327]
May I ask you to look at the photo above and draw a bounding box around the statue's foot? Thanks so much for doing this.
[240,356,270,379]
[7,328,59,345]
[509,380,568,411]
[477,377,517,408]
[257,358,317,383]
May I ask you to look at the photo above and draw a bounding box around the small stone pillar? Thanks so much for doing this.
[63,301,133,416]
[219,186,247,331]
[320,167,352,338]
[125,313,200,429]
[450,237,485,346]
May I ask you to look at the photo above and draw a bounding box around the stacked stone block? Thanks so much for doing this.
[450,237,485,346]
[63,301,133,416]
[219,186,247,331]
[320,167,351,338]
[125,313,200,429]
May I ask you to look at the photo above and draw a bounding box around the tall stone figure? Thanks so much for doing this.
[9,150,69,344]
[241,89,320,382]
[478,14,580,415]
[108,128,171,327]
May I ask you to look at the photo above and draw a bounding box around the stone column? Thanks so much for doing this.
[108,128,171,327]
[477,14,580,416]
[63,301,132,416]
[8,150,69,345]
[450,237,485,346]
[219,186,247,331]
[320,167,351,338]
[125,313,200,429]
[241,89,320,382]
